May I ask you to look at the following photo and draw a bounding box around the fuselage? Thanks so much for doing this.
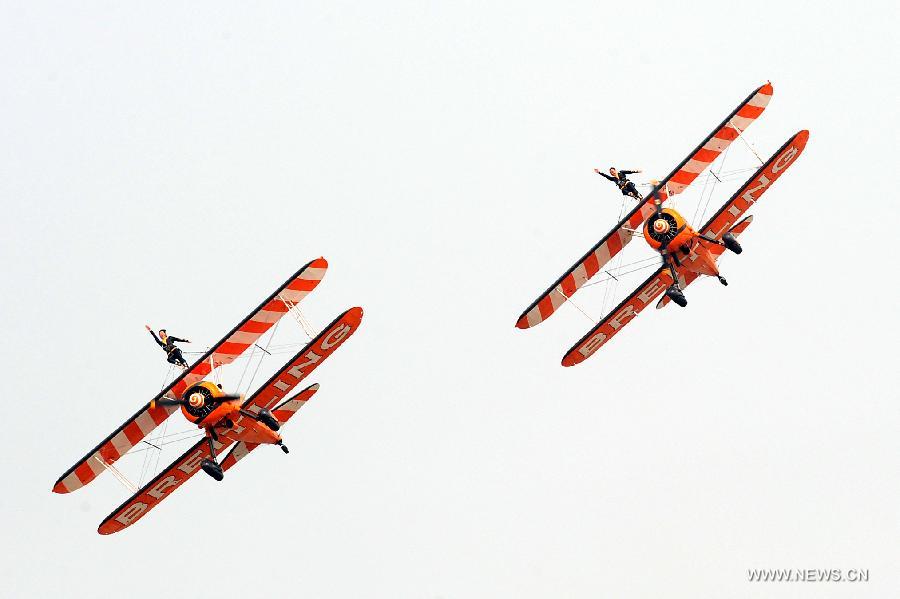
[179,381,282,445]
[643,207,720,277]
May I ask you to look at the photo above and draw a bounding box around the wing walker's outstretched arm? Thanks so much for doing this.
[146,325,163,347]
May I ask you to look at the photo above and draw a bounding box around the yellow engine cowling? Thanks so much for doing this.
[643,207,696,252]
[180,381,227,424]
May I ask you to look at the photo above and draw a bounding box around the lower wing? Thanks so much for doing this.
[562,267,674,366]
[97,436,232,535]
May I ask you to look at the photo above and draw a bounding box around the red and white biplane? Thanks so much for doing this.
[53,258,363,534]
[515,82,809,366]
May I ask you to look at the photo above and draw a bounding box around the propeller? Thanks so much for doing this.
[151,393,241,410]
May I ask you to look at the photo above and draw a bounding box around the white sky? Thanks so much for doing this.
[1,1,897,597]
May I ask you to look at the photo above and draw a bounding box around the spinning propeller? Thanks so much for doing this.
[150,392,241,410]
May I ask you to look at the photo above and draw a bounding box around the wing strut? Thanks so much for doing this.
[93,456,137,493]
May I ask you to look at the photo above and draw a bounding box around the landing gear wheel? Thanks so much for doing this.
[257,409,280,432]
[201,458,224,481]
[665,286,688,307]
[722,232,742,254]
[279,443,289,454]
[717,276,728,286]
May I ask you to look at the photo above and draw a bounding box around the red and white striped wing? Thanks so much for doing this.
[220,384,320,473]
[516,201,657,329]
[562,267,673,366]
[516,82,773,330]
[659,82,773,199]
[52,259,328,494]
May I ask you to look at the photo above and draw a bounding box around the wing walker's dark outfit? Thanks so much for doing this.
[599,170,642,200]
[149,330,189,367]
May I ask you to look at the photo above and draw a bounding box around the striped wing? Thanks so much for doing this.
[562,267,673,366]
[516,82,773,330]
[53,258,328,494]
[220,384,320,473]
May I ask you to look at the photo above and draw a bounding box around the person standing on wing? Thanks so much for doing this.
[146,325,191,368]
[595,167,643,200]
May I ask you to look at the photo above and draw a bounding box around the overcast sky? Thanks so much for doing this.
[1,1,897,597]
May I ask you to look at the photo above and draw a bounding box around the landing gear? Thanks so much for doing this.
[665,286,688,307]
[201,458,224,481]
[239,407,281,431]
[717,275,728,286]
[257,408,280,432]
[662,254,688,308]
[722,232,742,254]
[277,440,289,454]
[202,432,224,481]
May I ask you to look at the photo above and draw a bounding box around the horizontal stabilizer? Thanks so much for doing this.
[655,216,753,310]
[220,384,320,472]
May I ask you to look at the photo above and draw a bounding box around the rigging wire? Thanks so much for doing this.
[138,363,176,487]
[599,194,629,315]
[241,318,281,395]
[696,142,730,226]
[581,255,661,289]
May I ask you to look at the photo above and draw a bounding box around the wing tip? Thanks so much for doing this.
[310,256,328,269]
[348,306,364,322]
[760,81,773,96]
[515,316,530,329]
[52,480,68,494]
[561,352,582,367]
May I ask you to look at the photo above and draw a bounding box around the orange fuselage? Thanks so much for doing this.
[179,381,281,446]
[643,207,720,277]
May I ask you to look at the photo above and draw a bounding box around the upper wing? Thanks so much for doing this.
[220,384,320,473]
[53,258,328,494]
[516,82,773,330]
[97,435,232,535]
[562,267,673,366]
[657,129,809,309]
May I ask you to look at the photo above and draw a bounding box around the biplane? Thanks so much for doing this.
[52,258,363,534]
[515,82,809,366]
